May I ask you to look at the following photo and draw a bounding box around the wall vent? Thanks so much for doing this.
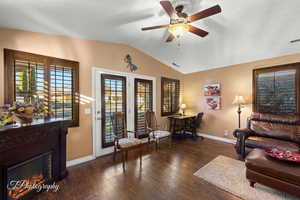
[172,62,180,67]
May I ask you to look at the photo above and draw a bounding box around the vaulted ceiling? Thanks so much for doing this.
[0,0,300,74]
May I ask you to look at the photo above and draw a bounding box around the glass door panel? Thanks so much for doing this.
[134,79,153,138]
[101,74,126,147]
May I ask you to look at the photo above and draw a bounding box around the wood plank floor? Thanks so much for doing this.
[35,138,242,200]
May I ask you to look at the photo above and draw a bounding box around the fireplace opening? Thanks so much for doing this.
[7,151,53,200]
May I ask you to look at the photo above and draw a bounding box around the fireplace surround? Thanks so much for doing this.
[0,120,68,200]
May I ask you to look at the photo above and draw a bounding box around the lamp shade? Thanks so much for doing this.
[168,23,189,38]
[232,96,246,105]
[180,104,187,109]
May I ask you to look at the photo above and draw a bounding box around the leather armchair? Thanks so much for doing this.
[233,112,300,159]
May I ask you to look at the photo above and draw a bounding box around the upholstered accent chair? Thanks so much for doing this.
[145,111,172,150]
[233,112,300,159]
[111,112,143,170]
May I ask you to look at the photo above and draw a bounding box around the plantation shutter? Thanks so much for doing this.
[161,77,180,116]
[134,78,153,138]
[49,64,77,121]
[253,65,300,114]
[101,74,126,147]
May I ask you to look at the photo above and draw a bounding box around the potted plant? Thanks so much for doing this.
[0,104,16,126]
[9,102,35,124]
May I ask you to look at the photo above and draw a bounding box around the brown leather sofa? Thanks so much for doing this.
[233,112,300,159]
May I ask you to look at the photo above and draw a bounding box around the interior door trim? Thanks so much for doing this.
[92,67,156,157]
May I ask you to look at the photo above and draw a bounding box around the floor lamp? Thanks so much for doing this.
[180,104,187,116]
[233,96,246,128]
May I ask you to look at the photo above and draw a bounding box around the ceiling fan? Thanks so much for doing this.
[141,1,222,42]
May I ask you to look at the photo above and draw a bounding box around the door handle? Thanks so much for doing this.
[96,110,102,120]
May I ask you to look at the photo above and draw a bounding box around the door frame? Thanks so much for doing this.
[92,67,156,157]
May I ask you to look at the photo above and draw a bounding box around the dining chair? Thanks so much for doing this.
[186,112,204,139]
[145,111,172,150]
[111,112,143,170]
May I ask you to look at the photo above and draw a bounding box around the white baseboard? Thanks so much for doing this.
[197,133,236,144]
[67,155,96,167]
[67,138,150,167]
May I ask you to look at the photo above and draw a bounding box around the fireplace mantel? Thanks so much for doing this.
[0,120,69,200]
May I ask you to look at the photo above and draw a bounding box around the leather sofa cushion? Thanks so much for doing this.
[250,120,300,143]
[251,112,300,124]
[246,136,299,152]
[246,149,300,186]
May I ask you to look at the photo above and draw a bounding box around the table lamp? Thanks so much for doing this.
[180,104,187,116]
[232,96,246,128]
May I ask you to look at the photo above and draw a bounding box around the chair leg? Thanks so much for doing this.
[155,138,159,151]
[148,137,151,151]
[192,128,196,139]
[122,151,126,171]
[113,145,117,162]
[139,147,142,168]
[169,136,172,148]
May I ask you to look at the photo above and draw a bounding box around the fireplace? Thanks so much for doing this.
[7,152,53,200]
[0,120,68,200]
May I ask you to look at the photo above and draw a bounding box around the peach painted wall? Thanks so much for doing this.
[0,27,183,161]
[183,53,300,139]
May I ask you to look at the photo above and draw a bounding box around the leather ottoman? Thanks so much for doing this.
[245,148,300,198]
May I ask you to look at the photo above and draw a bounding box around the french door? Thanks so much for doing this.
[93,69,156,157]
[101,74,126,148]
[134,79,153,138]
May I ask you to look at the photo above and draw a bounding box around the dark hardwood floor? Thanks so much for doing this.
[35,138,241,200]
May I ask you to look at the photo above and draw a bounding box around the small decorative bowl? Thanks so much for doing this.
[265,148,300,163]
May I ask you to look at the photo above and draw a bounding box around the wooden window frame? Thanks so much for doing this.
[161,77,180,116]
[4,49,79,127]
[134,78,153,138]
[253,63,300,114]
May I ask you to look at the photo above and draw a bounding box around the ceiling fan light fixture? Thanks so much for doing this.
[168,23,189,38]
[141,2,222,42]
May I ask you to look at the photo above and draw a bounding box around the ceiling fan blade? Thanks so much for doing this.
[160,1,175,17]
[188,5,221,23]
[141,24,169,31]
[166,34,175,42]
[189,25,209,37]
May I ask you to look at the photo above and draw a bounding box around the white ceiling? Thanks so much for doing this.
[1,0,300,74]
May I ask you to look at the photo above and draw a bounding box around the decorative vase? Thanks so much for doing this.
[16,107,34,125]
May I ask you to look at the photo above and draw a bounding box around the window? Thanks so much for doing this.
[253,64,300,114]
[4,49,79,126]
[134,78,153,138]
[161,77,180,116]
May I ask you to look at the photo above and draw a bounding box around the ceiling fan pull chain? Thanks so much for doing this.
[177,37,181,48]
[175,38,182,67]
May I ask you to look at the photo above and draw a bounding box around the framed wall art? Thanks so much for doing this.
[206,97,221,110]
[204,83,221,96]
